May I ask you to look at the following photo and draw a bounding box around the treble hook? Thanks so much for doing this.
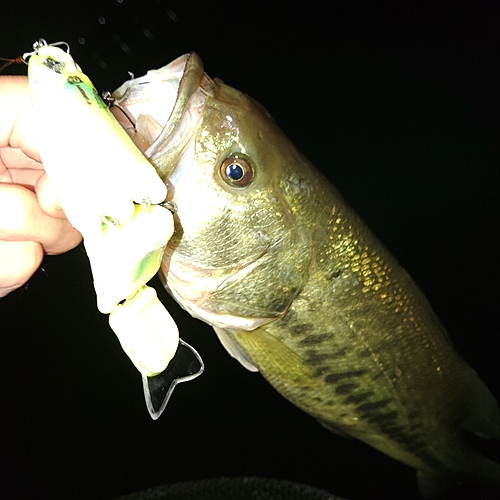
[102,72,137,127]
[21,39,71,64]
[32,39,70,54]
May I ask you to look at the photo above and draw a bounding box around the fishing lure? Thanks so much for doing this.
[22,39,203,418]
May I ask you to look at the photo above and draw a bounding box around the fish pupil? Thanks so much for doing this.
[226,163,244,180]
[220,154,254,187]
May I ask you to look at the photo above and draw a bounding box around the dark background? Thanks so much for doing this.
[0,1,499,499]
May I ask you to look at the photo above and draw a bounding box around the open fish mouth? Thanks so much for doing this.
[111,52,213,180]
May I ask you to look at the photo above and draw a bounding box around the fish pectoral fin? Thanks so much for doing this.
[213,326,259,372]
[226,327,316,389]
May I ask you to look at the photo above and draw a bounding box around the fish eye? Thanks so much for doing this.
[220,155,254,187]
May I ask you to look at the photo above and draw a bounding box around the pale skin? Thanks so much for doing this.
[0,75,82,297]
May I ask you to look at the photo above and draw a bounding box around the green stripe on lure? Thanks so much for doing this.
[26,40,203,418]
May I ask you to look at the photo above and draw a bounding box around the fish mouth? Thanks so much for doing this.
[111,52,212,179]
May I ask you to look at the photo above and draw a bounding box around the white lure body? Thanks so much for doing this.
[27,40,178,377]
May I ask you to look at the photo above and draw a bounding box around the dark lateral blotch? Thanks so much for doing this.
[324,369,368,384]
[335,383,359,395]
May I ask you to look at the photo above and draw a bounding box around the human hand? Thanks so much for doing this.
[0,75,82,297]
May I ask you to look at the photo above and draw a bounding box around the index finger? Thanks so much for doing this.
[0,76,41,163]
[0,183,81,254]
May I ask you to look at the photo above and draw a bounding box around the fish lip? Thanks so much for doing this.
[111,53,211,179]
[145,53,206,163]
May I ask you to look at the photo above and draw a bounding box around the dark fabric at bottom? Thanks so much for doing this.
[115,476,346,500]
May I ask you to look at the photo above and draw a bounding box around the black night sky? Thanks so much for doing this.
[0,1,499,499]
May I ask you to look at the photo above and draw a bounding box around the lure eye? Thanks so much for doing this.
[220,155,254,187]
[68,75,82,84]
[43,56,65,74]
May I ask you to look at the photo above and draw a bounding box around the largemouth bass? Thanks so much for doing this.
[112,53,500,494]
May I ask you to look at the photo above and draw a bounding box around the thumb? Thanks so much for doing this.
[35,172,67,219]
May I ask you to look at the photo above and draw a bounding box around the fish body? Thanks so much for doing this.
[113,54,500,490]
